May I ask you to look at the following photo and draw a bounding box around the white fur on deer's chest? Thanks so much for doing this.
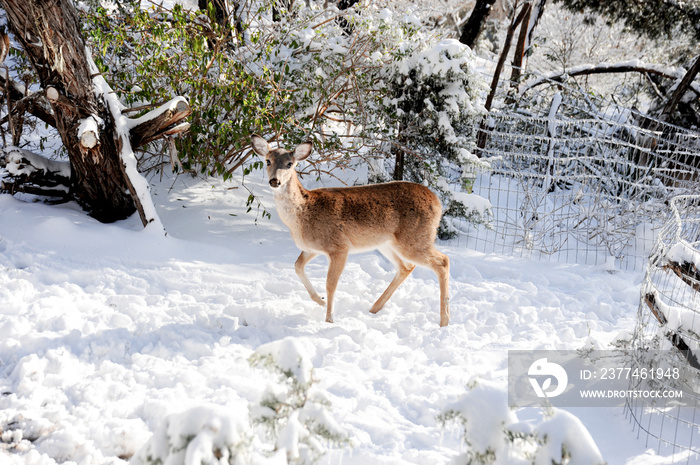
[274,196,323,253]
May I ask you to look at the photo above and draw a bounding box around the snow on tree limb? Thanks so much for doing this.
[517,60,700,98]
[78,115,101,152]
[1,146,71,200]
[86,48,165,233]
[3,146,71,179]
[659,53,700,122]
[126,97,189,130]
[128,96,192,148]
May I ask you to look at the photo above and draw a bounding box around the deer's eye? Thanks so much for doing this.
[266,160,271,166]
[287,162,293,168]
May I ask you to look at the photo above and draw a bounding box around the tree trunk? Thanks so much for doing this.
[0,0,190,226]
[660,54,700,122]
[510,0,547,85]
[1,0,135,222]
[476,1,530,153]
[509,2,532,85]
[459,0,497,48]
[393,147,405,181]
[484,1,530,112]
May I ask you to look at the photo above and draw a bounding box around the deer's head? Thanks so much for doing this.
[250,135,312,189]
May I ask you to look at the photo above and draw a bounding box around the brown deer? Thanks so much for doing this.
[251,135,450,326]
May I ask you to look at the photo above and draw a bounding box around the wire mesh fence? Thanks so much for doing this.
[441,60,700,462]
[441,80,700,272]
[627,195,700,463]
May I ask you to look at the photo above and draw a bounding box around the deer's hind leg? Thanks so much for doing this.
[370,245,416,314]
[395,244,450,327]
[431,248,450,327]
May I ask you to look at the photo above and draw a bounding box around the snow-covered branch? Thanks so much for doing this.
[518,60,700,97]
[128,96,192,148]
[1,146,71,200]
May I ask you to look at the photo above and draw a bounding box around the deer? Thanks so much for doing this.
[250,134,450,327]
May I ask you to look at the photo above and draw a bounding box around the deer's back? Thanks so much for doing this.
[296,181,442,253]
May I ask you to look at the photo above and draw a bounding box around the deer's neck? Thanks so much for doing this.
[274,172,308,226]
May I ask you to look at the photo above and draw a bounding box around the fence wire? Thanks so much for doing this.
[452,67,700,460]
[442,81,699,272]
[627,195,700,463]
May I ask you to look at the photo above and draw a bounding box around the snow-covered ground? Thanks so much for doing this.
[0,171,689,464]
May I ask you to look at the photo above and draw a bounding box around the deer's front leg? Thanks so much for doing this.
[325,250,348,323]
[295,251,325,306]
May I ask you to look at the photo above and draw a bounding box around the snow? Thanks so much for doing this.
[399,39,475,78]
[666,241,700,270]
[532,409,604,465]
[402,13,422,29]
[0,169,689,465]
[3,147,71,181]
[442,380,518,457]
[443,382,604,465]
[130,404,252,465]
[77,116,102,144]
[378,8,392,21]
[277,411,305,461]
[251,337,314,386]
[437,178,492,218]
[294,28,316,49]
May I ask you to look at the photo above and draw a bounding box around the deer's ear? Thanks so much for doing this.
[250,134,269,156]
[294,141,312,161]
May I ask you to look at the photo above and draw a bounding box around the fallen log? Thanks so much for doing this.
[663,260,700,294]
[1,146,71,201]
[644,292,700,370]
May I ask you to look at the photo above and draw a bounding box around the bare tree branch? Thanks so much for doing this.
[517,61,700,99]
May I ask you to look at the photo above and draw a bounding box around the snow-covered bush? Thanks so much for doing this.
[438,380,519,464]
[270,9,491,236]
[130,404,257,465]
[379,37,490,238]
[82,1,490,231]
[382,38,487,173]
[129,337,347,465]
[83,2,287,177]
[438,380,604,465]
[248,337,349,464]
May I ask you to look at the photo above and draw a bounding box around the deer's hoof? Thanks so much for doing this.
[369,305,383,314]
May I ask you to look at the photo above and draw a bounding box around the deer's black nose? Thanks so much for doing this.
[269,178,280,188]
